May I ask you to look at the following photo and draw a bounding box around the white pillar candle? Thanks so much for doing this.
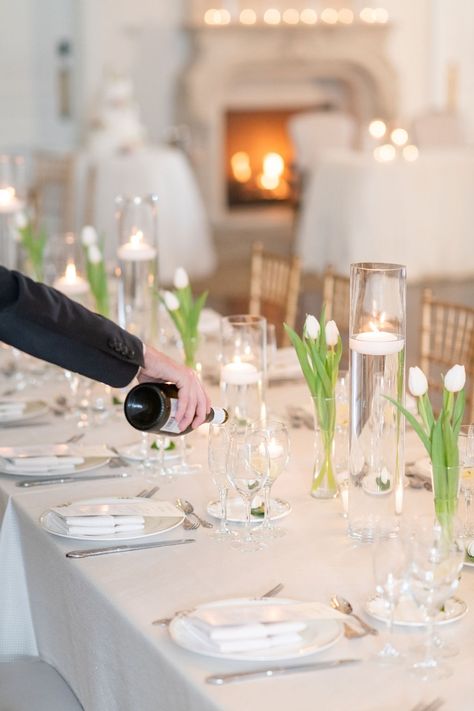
[54,262,89,297]
[221,361,259,385]
[117,229,157,262]
[349,331,405,356]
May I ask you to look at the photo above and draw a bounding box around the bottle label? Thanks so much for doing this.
[160,398,181,435]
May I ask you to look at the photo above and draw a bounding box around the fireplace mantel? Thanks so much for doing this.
[180,22,398,227]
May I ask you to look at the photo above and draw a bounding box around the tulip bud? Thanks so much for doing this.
[81,225,98,247]
[408,366,428,397]
[304,314,320,340]
[163,290,180,311]
[325,320,339,347]
[444,364,466,393]
[173,267,189,289]
[87,244,102,265]
[15,211,28,229]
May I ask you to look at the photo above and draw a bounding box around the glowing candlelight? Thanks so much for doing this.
[54,262,89,297]
[117,229,157,262]
[221,361,259,385]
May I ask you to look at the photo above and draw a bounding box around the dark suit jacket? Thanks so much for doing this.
[0,266,144,387]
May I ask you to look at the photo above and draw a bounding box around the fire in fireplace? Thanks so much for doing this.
[225,108,309,208]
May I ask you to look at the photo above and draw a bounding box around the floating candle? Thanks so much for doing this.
[117,230,157,262]
[221,361,260,385]
[349,331,405,356]
[53,262,89,297]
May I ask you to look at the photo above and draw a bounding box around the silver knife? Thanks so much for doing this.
[206,659,361,685]
[66,538,196,558]
[16,472,131,487]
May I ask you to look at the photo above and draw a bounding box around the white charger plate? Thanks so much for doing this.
[365,595,467,627]
[207,497,291,523]
[0,400,49,426]
[40,496,184,541]
[113,441,183,463]
[0,456,110,477]
[169,597,343,662]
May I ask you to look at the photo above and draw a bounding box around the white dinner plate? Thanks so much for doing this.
[0,400,49,426]
[40,497,185,541]
[169,597,343,662]
[113,440,183,462]
[365,595,467,627]
[206,497,291,523]
[0,456,110,477]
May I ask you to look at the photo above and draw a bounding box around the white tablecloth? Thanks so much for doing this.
[296,149,474,281]
[75,146,217,285]
[1,377,474,710]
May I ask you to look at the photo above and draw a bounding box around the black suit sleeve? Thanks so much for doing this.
[0,266,144,388]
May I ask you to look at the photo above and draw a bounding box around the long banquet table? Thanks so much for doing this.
[1,373,474,711]
[296,149,474,282]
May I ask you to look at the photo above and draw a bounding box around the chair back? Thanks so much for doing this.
[322,267,350,368]
[288,111,356,173]
[249,242,301,347]
[420,289,474,421]
[30,152,75,233]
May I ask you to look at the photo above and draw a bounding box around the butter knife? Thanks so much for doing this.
[16,472,131,487]
[66,538,195,558]
[206,658,361,685]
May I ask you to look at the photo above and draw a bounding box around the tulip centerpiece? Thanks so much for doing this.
[15,212,47,281]
[81,226,109,317]
[285,309,342,498]
[388,364,466,534]
[161,267,208,369]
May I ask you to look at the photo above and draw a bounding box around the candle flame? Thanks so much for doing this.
[65,262,77,282]
[130,229,144,247]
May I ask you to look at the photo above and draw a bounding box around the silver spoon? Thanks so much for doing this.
[330,595,378,635]
[176,498,213,528]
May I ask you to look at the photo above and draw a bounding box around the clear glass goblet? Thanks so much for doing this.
[208,423,233,542]
[408,517,464,680]
[226,429,267,553]
[252,420,290,540]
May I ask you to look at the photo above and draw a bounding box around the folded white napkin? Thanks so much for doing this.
[1,456,84,473]
[186,621,303,654]
[0,400,26,413]
[49,512,145,536]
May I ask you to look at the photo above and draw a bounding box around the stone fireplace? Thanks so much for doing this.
[181,20,398,229]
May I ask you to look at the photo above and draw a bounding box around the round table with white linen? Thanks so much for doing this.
[296,149,474,281]
[74,146,217,285]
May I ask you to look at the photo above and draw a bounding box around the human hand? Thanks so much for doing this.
[137,345,211,431]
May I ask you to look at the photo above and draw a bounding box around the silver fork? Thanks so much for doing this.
[152,582,285,626]
[136,486,160,498]
[176,498,213,528]
[63,433,85,445]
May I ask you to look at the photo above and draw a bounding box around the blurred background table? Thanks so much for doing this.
[296,149,474,281]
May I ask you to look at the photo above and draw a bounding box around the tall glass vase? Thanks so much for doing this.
[433,464,460,539]
[116,194,159,343]
[311,396,338,498]
[348,263,406,541]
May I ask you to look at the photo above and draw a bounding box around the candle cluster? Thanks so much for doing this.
[203,6,389,26]
[369,119,419,163]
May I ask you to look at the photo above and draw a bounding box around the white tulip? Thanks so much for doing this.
[15,211,28,229]
[304,314,320,340]
[444,364,466,393]
[325,320,339,346]
[87,244,102,265]
[81,225,98,247]
[173,267,189,289]
[408,366,428,397]
[163,290,180,311]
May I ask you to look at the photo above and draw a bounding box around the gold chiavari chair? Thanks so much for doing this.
[29,151,75,233]
[249,242,301,347]
[322,266,350,331]
[420,289,474,421]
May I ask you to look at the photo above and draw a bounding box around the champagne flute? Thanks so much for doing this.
[208,423,233,541]
[408,516,464,680]
[252,420,290,540]
[226,429,267,552]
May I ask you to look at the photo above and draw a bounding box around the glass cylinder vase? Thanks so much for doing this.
[348,263,406,541]
[51,232,90,306]
[116,194,159,343]
[311,396,338,498]
[220,315,267,426]
[432,463,460,539]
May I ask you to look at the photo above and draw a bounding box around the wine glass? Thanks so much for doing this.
[408,516,464,680]
[208,423,233,542]
[372,535,409,664]
[459,425,474,538]
[226,428,267,552]
[252,420,290,540]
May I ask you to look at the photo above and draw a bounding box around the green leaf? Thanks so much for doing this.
[284,324,317,396]
[306,336,332,397]
[384,395,432,456]
[452,389,466,438]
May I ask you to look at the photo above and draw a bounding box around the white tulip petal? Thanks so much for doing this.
[325,320,339,346]
[408,366,428,397]
[87,244,102,265]
[444,364,466,393]
[173,267,189,289]
[81,225,98,247]
[163,290,180,311]
[304,314,320,340]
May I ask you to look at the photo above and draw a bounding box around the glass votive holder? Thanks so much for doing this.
[52,232,90,305]
[220,314,267,425]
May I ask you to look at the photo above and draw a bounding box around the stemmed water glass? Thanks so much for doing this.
[408,516,464,680]
[252,420,290,540]
[208,423,233,542]
[372,535,409,664]
[226,428,268,552]
[459,425,474,538]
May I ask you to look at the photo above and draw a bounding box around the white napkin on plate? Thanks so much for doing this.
[0,456,84,473]
[0,400,26,420]
[49,512,144,536]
